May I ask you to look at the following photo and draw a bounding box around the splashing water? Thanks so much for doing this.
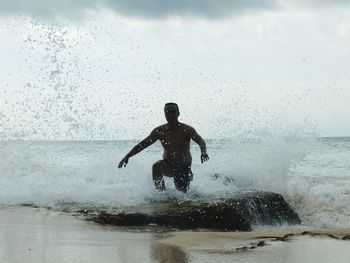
[1,134,349,228]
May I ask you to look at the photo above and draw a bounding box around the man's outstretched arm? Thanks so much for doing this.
[189,127,209,163]
[118,129,158,168]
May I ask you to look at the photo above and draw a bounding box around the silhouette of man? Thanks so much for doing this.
[118,103,209,193]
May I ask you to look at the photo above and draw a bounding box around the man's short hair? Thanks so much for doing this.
[164,102,179,112]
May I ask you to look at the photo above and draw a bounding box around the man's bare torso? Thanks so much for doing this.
[154,123,193,165]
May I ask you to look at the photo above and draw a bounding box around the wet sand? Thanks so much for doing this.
[159,230,350,263]
[0,206,168,263]
[1,206,349,263]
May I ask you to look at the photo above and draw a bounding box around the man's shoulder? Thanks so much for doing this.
[151,124,167,133]
[179,123,195,131]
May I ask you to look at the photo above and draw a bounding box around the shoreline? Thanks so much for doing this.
[158,229,350,262]
[1,206,349,263]
[158,228,350,249]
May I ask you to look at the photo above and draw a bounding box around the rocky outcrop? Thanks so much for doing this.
[341,235,350,240]
[86,191,301,231]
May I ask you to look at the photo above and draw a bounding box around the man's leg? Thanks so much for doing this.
[174,174,190,193]
[152,160,166,191]
[173,166,192,193]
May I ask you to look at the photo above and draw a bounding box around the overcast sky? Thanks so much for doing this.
[0,0,349,140]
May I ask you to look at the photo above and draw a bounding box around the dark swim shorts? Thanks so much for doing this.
[163,162,193,192]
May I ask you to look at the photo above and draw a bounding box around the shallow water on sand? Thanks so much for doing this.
[1,206,350,263]
[0,207,157,263]
[188,237,350,263]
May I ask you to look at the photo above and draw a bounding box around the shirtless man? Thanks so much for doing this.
[118,102,209,193]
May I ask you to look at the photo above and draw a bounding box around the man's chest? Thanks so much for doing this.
[159,130,190,146]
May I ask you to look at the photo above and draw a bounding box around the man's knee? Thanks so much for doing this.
[152,160,163,173]
[152,161,164,180]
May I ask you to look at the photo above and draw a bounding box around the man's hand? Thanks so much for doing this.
[201,153,209,163]
[118,156,129,168]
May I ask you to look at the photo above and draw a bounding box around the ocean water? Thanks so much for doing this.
[0,136,349,229]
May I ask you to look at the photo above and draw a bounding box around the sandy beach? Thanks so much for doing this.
[159,230,350,263]
[0,206,158,263]
[1,206,349,263]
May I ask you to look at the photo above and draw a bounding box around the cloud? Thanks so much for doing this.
[282,0,350,9]
[0,0,279,19]
[304,0,350,5]
[0,0,96,18]
[2,0,350,20]
[103,0,278,18]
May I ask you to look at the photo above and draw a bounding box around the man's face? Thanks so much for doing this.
[164,105,179,123]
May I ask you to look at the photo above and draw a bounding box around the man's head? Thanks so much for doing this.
[164,102,180,124]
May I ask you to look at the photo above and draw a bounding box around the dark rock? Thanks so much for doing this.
[87,191,301,231]
[274,234,295,241]
[256,240,266,247]
[236,246,249,252]
[95,212,154,226]
[93,201,251,231]
[284,233,295,238]
[301,231,339,240]
[324,233,339,240]
[274,237,287,241]
[301,231,311,235]
[20,204,40,208]
[342,235,350,240]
